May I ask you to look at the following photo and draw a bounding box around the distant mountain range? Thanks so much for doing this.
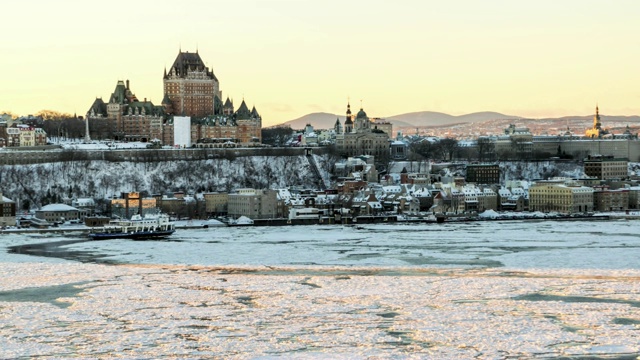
[275,111,519,130]
[274,111,640,130]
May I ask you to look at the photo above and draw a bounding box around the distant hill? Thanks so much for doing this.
[275,111,640,131]
[277,111,517,130]
[540,115,640,123]
[386,111,517,128]
[275,112,345,130]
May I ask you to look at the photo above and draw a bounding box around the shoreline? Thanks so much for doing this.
[0,212,631,235]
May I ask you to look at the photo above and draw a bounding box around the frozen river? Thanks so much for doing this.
[1,219,640,358]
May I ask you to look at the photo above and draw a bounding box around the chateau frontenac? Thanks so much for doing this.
[86,50,262,146]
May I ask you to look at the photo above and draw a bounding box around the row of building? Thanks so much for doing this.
[0,115,48,147]
[4,165,639,229]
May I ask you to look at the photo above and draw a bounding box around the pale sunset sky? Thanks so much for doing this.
[2,0,640,126]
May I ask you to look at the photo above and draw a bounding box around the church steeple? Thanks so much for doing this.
[594,104,601,129]
[344,100,353,133]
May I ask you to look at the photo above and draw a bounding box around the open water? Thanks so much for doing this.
[4,219,640,270]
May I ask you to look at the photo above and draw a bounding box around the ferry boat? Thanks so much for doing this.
[88,213,175,240]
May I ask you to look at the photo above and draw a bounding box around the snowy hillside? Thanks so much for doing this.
[499,161,587,182]
[0,155,328,209]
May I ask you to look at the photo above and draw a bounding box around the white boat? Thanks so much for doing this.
[89,213,175,240]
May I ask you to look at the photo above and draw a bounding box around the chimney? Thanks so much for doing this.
[126,80,130,90]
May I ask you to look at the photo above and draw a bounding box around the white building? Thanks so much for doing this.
[173,116,191,148]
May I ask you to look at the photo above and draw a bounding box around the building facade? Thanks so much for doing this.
[593,187,629,212]
[466,164,500,185]
[110,192,158,218]
[204,192,229,216]
[87,50,263,146]
[228,189,277,219]
[584,155,628,180]
[35,204,80,223]
[335,102,390,161]
[0,193,16,227]
[87,80,165,142]
[163,50,220,118]
[0,124,47,147]
[529,180,594,213]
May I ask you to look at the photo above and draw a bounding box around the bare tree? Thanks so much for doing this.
[261,126,293,147]
[437,138,459,161]
[510,137,530,160]
[477,137,496,162]
[410,140,435,159]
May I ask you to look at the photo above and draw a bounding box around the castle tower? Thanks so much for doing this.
[163,50,220,117]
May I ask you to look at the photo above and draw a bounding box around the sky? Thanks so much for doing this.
[2,0,640,126]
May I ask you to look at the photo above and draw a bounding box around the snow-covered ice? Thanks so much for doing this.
[1,220,639,358]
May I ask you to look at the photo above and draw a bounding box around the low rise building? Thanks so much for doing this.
[466,164,500,185]
[628,186,640,209]
[111,192,157,218]
[592,187,629,212]
[529,179,594,213]
[481,188,498,211]
[0,193,16,227]
[584,155,628,180]
[228,188,277,219]
[203,192,229,216]
[35,204,80,223]
[72,198,96,218]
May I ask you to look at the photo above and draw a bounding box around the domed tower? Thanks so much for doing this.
[355,107,369,131]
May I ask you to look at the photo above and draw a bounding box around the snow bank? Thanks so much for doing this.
[203,219,226,227]
[478,209,499,218]
[234,216,254,225]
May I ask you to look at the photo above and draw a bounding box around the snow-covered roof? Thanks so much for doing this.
[498,189,512,197]
[40,204,78,212]
[383,186,402,193]
[73,198,95,206]
[368,202,383,209]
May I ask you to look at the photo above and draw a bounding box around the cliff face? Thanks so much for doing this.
[0,155,328,210]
